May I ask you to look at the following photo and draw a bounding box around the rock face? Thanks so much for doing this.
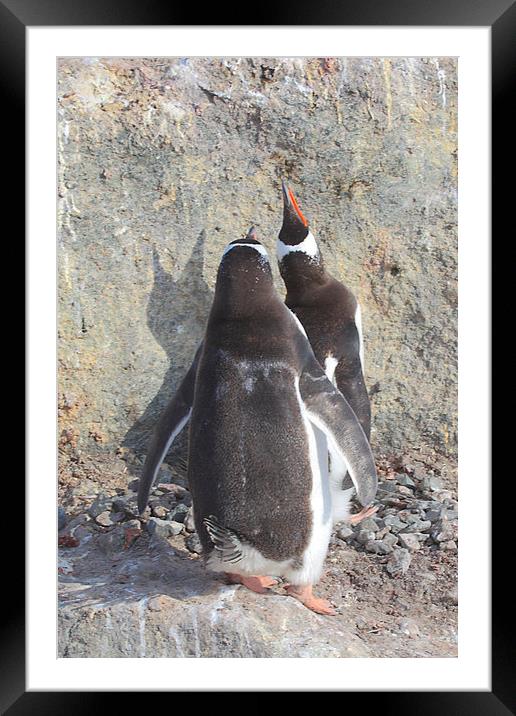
[57,57,457,463]
[58,530,369,658]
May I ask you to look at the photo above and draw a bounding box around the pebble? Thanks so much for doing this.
[88,495,113,518]
[375,527,390,540]
[398,619,420,638]
[112,496,150,521]
[378,481,398,494]
[445,585,458,605]
[398,533,421,551]
[434,489,453,502]
[147,518,183,538]
[97,528,124,555]
[400,519,432,534]
[441,540,457,552]
[168,503,189,523]
[184,509,196,533]
[356,529,376,544]
[365,540,393,555]
[386,548,412,577]
[337,525,354,540]
[358,517,379,533]
[95,511,115,527]
[185,533,202,554]
[431,518,457,543]
[383,532,399,547]
[58,507,67,531]
[395,474,416,488]
[421,476,442,492]
[381,515,406,533]
[397,486,414,496]
[151,505,168,519]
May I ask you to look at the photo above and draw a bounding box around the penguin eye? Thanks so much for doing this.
[288,188,309,227]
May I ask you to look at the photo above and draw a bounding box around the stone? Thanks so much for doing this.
[421,476,443,492]
[184,509,196,533]
[356,529,376,545]
[398,533,421,551]
[382,533,399,549]
[397,486,414,496]
[441,540,457,552]
[112,496,150,521]
[366,540,394,555]
[395,474,416,488]
[358,517,379,533]
[431,517,457,543]
[185,533,203,555]
[336,525,354,540]
[96,528,124,555]
[95,511,115,527]
[146,517,183,539]
[168,503,189,523]
[151,505,168,519]
[445,585,458,605]
[400,519,432,534]
[381,515,407,533]
[58,507,67,531]
[88,495,113,518]
[386,549,412,577]
[398,619,420,638]
[378,481,398,494]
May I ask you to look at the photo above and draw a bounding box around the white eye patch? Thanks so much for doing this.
[276,231,319,261]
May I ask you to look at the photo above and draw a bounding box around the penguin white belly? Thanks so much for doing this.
[286,377,333,585]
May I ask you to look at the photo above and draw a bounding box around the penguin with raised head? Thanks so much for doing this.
[140,228,377,615]
[277,180,375,526]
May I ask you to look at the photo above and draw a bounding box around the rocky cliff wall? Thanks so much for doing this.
[57,56,457,464]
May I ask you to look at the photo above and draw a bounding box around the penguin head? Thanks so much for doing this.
[215,228,274,311]
[277,180,323,283]
[279,179,310,245]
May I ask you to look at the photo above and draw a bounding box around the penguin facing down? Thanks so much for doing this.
[139,229,377,615]
[277,181,375,527]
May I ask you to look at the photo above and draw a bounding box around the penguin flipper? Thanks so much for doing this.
[137,344,202,514]
[204,516,245,564]
[334,355,372,441]
[299,359,377,507]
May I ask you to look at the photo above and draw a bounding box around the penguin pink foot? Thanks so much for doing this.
[225,572,277,594]
[284,584,336,616]
[348,504,378,525]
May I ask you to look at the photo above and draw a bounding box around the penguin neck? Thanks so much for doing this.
[212,272,275,319]
[280,255,327,296]
[277,229,327,294]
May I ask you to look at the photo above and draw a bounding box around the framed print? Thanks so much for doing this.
[7,0,511,711]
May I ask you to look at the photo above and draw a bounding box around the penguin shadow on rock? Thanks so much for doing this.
[121,230,213,478]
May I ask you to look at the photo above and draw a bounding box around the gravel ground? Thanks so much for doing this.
[58,447,457,657]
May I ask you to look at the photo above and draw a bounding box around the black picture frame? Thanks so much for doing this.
[7,0,510,711]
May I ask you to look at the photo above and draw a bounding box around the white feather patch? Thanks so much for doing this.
[355,303,365,371]
[222,243,269,258]
[277,231,319,261]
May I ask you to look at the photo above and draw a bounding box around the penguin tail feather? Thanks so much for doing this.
[204,515,245,564]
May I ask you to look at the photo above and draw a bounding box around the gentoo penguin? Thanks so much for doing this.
[277,180,375,526]
[139,228,377,615]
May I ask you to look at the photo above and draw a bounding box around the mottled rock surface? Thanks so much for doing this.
[58,457,457,658]
[58,526,369,658]
[57,57,457,464]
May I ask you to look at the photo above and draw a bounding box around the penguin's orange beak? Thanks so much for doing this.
[281,179,309,227]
